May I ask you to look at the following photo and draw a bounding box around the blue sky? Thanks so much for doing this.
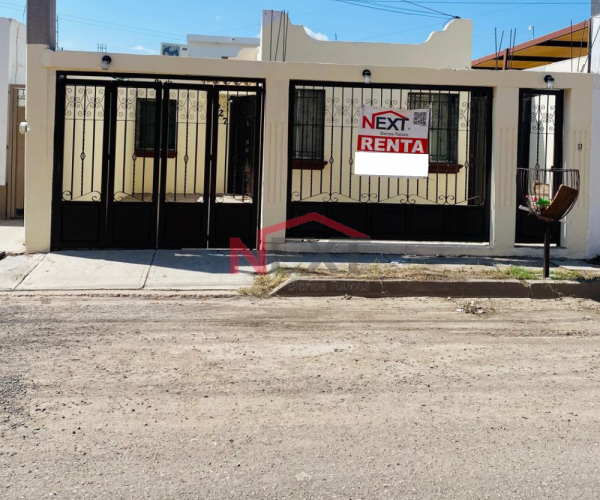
[0,1,591,58]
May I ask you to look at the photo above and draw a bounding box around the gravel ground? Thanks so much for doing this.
[1,294,600,499]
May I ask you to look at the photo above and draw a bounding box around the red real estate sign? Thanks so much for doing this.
[354,107,430,178]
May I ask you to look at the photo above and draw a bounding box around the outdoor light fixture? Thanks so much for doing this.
[544,74,555,90]
[363,69,372,84]
[101,55,112,71]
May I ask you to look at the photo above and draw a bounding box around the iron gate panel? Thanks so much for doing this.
[52,74,264,251]
[287,81,493,242]
[52,79,111,250]
[158,84,212,249]
[515,89,563,244]
[106,82,162,248]
[209,87,263,249]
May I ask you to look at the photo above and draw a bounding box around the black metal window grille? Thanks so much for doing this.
[292,89,325,167]
[288,83,492,207]
[135,99,177,155]
[408,92,459,165]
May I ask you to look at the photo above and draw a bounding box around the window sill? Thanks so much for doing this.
[292,159,328,170]
[135,150,177,159]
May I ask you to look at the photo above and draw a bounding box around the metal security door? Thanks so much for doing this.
[207,87,263,249]
[158,85,263,249]
[515,89,563,244]
[52,79,112,250]
[158,84,212,248]
[106,82,162,248]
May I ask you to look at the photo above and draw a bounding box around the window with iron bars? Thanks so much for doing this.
[291,89,327,170]
[408,92,459,167]
[135,99,178,158]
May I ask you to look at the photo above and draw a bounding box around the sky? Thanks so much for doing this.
[0,0,591,59]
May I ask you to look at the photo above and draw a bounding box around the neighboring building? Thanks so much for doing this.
[162,35,260,59]
[23,2,600,261]
[472,21,589,72]
[161,13,470,69]
[0,17,26,220]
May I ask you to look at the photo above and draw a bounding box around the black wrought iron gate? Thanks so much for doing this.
[286,81,493,242]
[52,75,263,251]
[515,89,564,244]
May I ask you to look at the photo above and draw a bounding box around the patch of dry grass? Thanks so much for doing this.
[241,263,599,298]
[289,263,596,282]
[239,269,289,298]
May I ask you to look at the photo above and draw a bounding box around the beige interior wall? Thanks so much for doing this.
[26,49,595,257]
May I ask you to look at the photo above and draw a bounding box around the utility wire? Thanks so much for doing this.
[331,0,453,19]
[350,1,586,3]
[350,0,459,17]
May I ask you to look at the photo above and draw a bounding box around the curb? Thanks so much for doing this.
[271,278,600,300]
[271,278,530,298]
[528,281,600,300]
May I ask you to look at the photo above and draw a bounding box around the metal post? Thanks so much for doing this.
[543,223,551,279]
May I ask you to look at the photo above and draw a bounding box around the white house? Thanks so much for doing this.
[161,35,260,60]
[23,1,600,260]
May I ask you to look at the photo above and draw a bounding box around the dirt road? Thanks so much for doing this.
[1,294,600,499]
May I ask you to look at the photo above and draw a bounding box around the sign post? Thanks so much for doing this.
[354,106,430,178]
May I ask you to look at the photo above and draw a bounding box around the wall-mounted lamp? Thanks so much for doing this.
[544,74,555,90]
[363,69,372,85]
[101,55,112,71]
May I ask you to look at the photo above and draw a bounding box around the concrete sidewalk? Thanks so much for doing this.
[0,219,25,255]
[0,249,598,292]
[1,250,258,291]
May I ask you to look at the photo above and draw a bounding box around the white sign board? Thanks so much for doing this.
[354,106,430,178]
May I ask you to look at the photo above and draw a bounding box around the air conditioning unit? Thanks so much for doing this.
[161,43,189,57]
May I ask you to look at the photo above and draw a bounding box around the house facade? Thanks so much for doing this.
[24,2,600,259]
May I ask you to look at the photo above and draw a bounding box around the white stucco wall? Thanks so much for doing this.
[526,57,588,74]
[0,18,26,186]
[187,35,259,59]
[587,75,600,258]
[259,10,472,69]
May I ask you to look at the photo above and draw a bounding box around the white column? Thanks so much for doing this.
[490,86,519,253]
[25,45,55,252]
[260,75,290,248]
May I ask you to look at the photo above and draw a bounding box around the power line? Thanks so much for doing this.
[356,2,523,41]
[331,0,454,19]
[351,1,587,3]
[350,0,459,17]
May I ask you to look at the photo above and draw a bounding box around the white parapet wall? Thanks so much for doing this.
[24,47,595,258]
[259,10,472,69]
